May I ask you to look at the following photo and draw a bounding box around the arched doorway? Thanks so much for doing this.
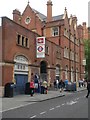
[56,65,60,80]
[40,61,47,81]
[76,68,78,82]
[71,67,74,82]
[65,65,68,79]
[14,55,29,95]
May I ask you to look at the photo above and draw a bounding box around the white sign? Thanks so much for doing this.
[36,37,45,58]
[36,37,45,45]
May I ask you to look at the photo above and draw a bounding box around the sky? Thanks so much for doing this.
[0,0,90,26]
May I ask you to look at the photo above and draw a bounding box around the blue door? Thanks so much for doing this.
[14,74,28,95]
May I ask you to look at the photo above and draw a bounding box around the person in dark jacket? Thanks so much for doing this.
[86,81,90,98]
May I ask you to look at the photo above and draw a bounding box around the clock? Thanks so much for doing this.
[25,16,31,24]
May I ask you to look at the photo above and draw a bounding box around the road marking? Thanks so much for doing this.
[2,102,36,113]
[67,101,77,105]
[56,105,61,108]
[49,108,55,111]
[40,111,46,115]
[61,103,65,106]
[75,97,79,100]
[30,115,36,118]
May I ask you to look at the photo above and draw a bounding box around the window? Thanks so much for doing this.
[45,45,49,55]
[70,50,72,60]
[67,49,69,58]
[64,47,69,58]
[17,34,21,45]
[52,27,59,36]
[17,33,29,48]
[14,55,28,72]
[65,65,68,79]
[70,34,74,42]
[25,17,31,24]
[25,38,28,47]
[22,36,24,46]
[64,47,67,57]
[56,51,61,59]
[64,29,69,38]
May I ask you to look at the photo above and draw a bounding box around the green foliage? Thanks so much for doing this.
[83,39,90,79]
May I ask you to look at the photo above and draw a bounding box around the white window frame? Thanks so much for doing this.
[52,27,59,36]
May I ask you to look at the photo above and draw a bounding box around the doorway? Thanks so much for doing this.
[40,61,47,81]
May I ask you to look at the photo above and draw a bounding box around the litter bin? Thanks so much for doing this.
[71,83,77,91]
[66,83,77,91]
[66,84,72,91]
[25,82,30,94]
[41,86,44,94]
[4,82,14,97]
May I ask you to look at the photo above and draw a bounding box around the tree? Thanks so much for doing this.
[83,39,90,80]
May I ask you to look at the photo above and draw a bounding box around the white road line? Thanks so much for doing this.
[2,102,36,113]
[56,105,61,108]
[66,101,78,105]
[49,108,55,111]
[62,103,65,106]
[30,115,36,118]
[75,97,79,100]
[40,111,46,115]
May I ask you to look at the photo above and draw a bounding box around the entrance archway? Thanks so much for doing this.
[40,61,47,81]
[65,65,68,79]
[56,65,60,80]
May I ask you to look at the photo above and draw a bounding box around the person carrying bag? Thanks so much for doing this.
[30,80,35,96]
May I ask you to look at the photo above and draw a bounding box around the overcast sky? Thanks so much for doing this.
[0,0,90,26]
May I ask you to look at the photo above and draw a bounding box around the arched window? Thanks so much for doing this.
[14,55,28,73]
[71,67,74,82]
[65,65,68,79]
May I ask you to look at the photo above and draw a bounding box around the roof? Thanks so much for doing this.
[33,9,64,22]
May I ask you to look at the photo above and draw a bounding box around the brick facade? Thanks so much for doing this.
[0,0,87,96]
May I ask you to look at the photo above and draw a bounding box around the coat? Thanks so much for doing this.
[30,81,34,88]
[87,81,90,92]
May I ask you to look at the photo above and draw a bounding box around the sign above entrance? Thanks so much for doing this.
[36,37,45,45]
[36,37,45,58]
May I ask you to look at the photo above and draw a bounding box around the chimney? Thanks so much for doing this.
[82,22,86,30]
[13,9,21,23]
[47,0,53,22]
[82,22,88,39]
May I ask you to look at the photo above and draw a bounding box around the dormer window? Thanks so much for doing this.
[52,27,59,36]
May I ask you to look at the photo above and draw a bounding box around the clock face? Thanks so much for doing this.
[25,17,31,24]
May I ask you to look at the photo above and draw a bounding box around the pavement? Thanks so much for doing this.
[0,87,87,112]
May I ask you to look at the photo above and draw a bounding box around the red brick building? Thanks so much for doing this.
[0,0,86,96]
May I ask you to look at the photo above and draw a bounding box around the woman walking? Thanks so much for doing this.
[86,80,90,98]
[30,79,35,96]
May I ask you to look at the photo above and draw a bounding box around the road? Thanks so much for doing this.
[2,90,89,119]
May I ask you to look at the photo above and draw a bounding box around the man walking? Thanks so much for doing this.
[86,80,90,98]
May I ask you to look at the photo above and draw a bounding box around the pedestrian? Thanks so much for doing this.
[34,74,39,93]
[78,78,82,87]
[30,79,35,96]
[86,80,90,98]
[59,79,65,92]
[53,79,56,89]
[56,79,59,90]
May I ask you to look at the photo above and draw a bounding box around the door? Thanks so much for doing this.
[14,74,28,95]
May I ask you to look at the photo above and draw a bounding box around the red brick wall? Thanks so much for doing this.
[2,65,13,85]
